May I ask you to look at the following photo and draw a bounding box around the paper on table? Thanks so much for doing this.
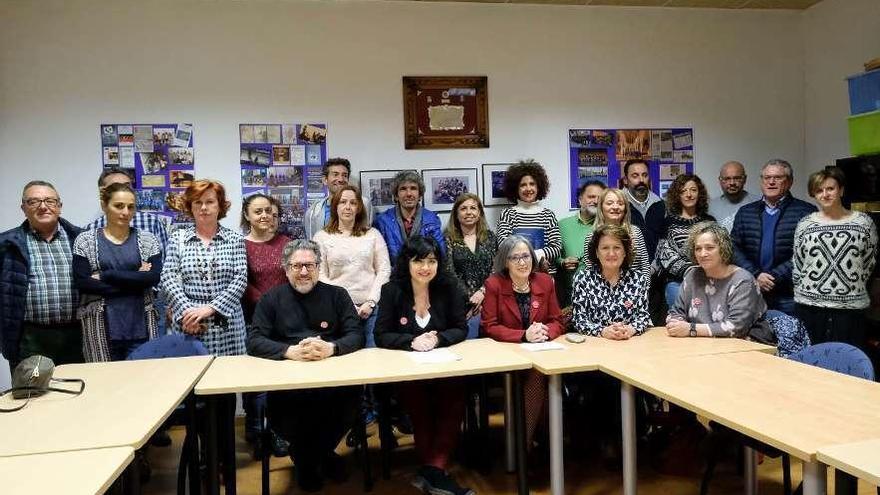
[409,348,462,364]
[520,342,566,352]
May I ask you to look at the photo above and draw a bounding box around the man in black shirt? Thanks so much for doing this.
[247,239,364,492]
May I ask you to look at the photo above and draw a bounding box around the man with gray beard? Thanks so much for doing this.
[557,180,606,305]
[247,239,364,492]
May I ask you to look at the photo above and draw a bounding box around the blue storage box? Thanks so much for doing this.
[848,70,880,115]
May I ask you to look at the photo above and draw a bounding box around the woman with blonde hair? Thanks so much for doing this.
[581,188,650,276]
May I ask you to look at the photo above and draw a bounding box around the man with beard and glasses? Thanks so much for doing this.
[557,180,606,305]
[247,239,364,492]
[708,161,760,232]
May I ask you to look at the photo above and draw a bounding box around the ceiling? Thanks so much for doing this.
[411,0,822,9]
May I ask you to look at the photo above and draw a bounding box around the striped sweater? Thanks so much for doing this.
[496,201,562,274]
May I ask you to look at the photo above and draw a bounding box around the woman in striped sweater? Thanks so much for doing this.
[654,174,715,307]
[496,160,562,274]
[581,188,650,277]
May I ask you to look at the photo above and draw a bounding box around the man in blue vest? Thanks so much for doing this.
[373,170,446,265]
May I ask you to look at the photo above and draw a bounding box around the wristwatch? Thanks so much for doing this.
[689,322,697,337]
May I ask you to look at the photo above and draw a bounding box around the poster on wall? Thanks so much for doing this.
[240,123,328,239]
[100,123,195,225]
[567,128,694,209]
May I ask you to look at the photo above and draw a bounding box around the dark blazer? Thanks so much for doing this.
[731,194,817,298]
[374,276,467,350]
[0,219,82,363]
[481,272,564,342]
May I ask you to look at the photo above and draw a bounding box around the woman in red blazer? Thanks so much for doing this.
[482,234,563,448]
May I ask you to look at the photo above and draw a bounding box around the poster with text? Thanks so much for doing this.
[567,128,694,209]
[240,123,328,239]
[100,123,195,225]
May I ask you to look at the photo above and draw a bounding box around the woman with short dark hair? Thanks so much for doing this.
[374,236,473,495]
[793,167,878,348]
[496,160,562,274]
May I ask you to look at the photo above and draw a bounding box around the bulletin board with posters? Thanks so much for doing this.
[239,123,328,239]
[567,128,694,209]
[99,123,195,224]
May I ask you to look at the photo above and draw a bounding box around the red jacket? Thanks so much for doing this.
[481,272,563,342]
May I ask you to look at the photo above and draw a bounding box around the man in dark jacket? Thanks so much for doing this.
[0,180,83,367]
[247,239,364,492]
[731,159,816,315]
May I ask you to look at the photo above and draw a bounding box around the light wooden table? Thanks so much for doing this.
[516,328,775,495]
[601,350,880,495]
[0,355,213,457]
[0,447,134,495]
[817,439,880,488]
[195,338,534,495]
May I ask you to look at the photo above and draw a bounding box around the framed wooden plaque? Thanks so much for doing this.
[402,76,489,150]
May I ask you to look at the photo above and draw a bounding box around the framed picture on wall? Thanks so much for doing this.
[420,168,478,212]
[359,169,405,214]
[402,76,489,149]
[481,163,515,207]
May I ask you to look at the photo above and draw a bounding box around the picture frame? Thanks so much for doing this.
[481,163,515,207]
[402,76,489,149]
[359,169,406,214]
[420,168,478,212]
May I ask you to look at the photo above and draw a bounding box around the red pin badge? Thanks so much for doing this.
[320,321,328,329]
[623,300,633,309]
[400,317,408,325]
[531,301,540,309]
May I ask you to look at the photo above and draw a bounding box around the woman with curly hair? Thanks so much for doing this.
[654,174,715,307]
[496,160,562,274]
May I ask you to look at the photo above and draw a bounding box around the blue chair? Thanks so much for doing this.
[128,334,208,495]
[701,342,875,495]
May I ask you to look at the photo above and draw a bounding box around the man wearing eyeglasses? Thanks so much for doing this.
[0,180,83,368]
[731,159,816,315]
[709,161,760,231]
[247,239,364,492]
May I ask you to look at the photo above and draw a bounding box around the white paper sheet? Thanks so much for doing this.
[520,342,566,352]
[409,348,462,364]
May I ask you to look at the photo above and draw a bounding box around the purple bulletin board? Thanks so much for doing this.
[567,128,694,209]
[239,123,328,239]
[100,123,195,224]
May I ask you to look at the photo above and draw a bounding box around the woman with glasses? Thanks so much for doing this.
[73,182,162,361]
[240,192,290,459]
[482,235,563,450]
[374,236,474,495]
[582,188,650,277]
[314,185,391,348]
[655,174,715,307]
[443,193,498,338]
[496,160,562,274]
[161,179,247,356]
[793,167,878,348]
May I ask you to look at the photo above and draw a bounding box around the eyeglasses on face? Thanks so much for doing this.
[287,262,318,272]
[23,198,60,208]
[507,253,531,264]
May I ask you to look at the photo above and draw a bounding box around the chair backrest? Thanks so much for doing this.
[127,334,209,360]
[787,342,875,381]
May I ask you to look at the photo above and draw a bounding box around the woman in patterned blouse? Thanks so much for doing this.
[443,193,497,338]
[793,167,878,348]
[160,179,248,356]
[581,188,650,277]
[496,160,562,274]
[654,174,715,307]
[667,222,770,339]
[571,224,651,338]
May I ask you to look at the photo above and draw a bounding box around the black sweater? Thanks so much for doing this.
[374,277,467,351]
[247,281,364,359]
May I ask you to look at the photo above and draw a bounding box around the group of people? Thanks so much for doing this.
[0,155,876,494]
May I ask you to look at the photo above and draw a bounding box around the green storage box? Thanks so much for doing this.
[849,110,880,156]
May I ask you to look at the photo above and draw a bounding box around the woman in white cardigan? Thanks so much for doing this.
[313,185,391,347]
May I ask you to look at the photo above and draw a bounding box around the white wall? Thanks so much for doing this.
[803,0,880,175]
[0,0,806,230]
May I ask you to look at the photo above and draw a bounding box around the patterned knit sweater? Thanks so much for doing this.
[793,211,878,309]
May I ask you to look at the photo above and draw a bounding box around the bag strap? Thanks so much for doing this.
[0,378,86,413]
